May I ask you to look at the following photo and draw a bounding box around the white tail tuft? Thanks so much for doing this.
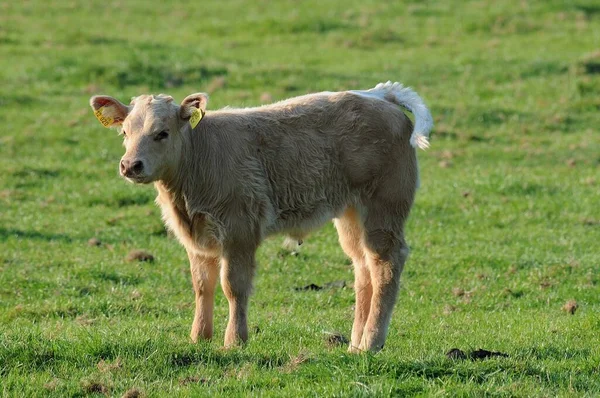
[410,134,430,149]
[353,81,433,150]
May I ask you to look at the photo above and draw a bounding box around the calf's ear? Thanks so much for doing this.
[179,93,209,120]
[89,95,130,128]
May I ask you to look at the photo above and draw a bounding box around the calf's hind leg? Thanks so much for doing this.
[334,207,372,353]
[359,222,409,352]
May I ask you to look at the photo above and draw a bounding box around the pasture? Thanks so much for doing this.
[1,0,599,396]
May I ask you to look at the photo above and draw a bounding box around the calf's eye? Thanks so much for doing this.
[155,131,169,141]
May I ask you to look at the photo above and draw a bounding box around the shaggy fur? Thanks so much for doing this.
[89,82,432,352]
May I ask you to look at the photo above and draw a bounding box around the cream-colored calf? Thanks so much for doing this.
[89,81,432,352]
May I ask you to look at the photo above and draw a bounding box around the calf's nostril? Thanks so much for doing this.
[131,160,143,174]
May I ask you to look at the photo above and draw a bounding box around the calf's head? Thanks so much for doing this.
[89,93,208,184]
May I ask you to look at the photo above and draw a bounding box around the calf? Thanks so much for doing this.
[89,81,433,352]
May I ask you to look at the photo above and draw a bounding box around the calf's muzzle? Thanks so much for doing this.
[120,159,144,177]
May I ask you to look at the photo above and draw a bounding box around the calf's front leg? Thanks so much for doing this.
[220,248,256,347]
[188,252,219,342]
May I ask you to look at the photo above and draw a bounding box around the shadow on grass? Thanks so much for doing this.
[169,349,288,369]
[0,336,288,376]
[369,350,596,391]
[86,192,155,208]
[1,334,597,393]
[48,55,228,90]
[0,228,73,243]
[574,4,600,18]
[520,346,592,361]
[500,181,558,197]
[9,167,62,189]
[0,95,39,107]
[12,167,61,179]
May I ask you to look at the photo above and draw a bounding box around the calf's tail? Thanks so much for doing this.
[377,81,433,149]
[353,81,433,149]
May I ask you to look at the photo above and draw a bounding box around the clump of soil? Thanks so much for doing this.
[562,299,578,315]
[295,283,322,291]
[126,250,154,263]
[446,348,508,360]
[44,379,59,391]
[122,388,144,398]
[446,348,467,360]
[323,332,349,347]
[294,280,346,291]
[179,376,209,386]
[88,237,102,246]
[470,349,509,360]
[279,352,311,373]
[82,381,109,394]
[97,357,122,372]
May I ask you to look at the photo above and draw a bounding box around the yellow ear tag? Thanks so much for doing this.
[189,108,203,129]
[94,106,114,127]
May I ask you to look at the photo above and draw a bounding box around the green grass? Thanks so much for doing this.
[1,0,599,396]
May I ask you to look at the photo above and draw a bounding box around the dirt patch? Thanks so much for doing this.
[578,51,600,75]
[207,76,226,92]
[295,283,322,291]
[43,378,60,391]
[582,218,600,226]
[122,388,143,398]
[502,288,524,298]
[324,280,346,289]
[446,348,508,360]
[539,279,553,289]
[443,305,457,315]
[88,237,102,246]
[451,287,474,303]
[82,381,109,394]
[583,61,600,75]
[179,376,208,385]
[130,290,142,300]
[126,250,154,263]
[562,299,578,315]
[446,348,467,360]
[279,352,310,373]
[97,357,122,372]
[323,331,349,347]
[75,314,96,326]
[470,349,509,360]
[295,280,346,291]
[260,92,273,103]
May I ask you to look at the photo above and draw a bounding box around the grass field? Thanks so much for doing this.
[1,0,599,396]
